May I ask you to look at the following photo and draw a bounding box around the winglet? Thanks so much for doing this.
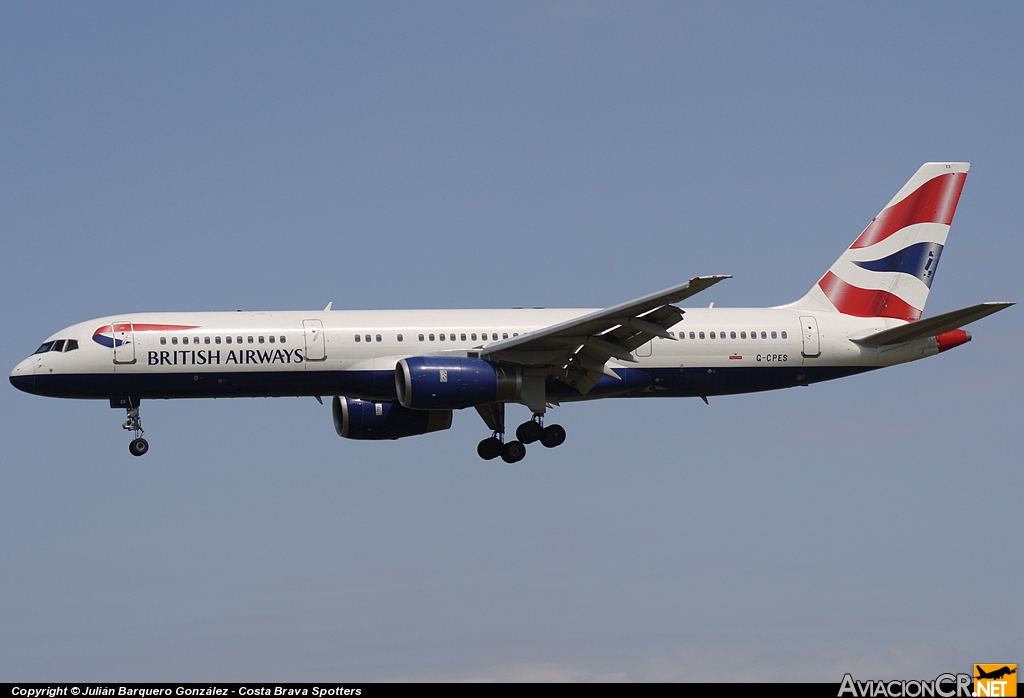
[324,302,333,311]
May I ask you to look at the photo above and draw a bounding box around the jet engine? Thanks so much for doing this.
[332,396,452,440]
[395,357,521,410]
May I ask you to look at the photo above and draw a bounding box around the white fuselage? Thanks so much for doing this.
[11,306,939,405]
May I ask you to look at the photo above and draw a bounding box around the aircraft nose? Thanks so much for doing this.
[9,357,36,393]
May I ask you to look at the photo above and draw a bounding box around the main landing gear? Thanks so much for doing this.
[475,407,566,463]
[516,417,566,449]
[121,402,149,457]
[477,433,526,463]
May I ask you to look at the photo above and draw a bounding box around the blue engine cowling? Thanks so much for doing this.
[395,357,521,410]
[332,396,452,440]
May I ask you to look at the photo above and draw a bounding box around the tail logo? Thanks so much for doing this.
[816,164,968,322]
[852,241,944,288]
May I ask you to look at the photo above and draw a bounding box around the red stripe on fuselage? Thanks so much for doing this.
[850,172,966,249]
[95,323,200,336]
[817,271,922,322]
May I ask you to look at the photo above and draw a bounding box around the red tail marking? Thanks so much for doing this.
[850,172,967,249]
[818,271,922,322]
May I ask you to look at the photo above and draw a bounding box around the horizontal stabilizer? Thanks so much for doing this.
[851,302,1013,347]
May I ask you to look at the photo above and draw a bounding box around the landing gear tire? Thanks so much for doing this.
[540,424,566,448]
[129,437,149,457]
[477,436,503,460]
[501,440,527,463]
[516,420,543,444]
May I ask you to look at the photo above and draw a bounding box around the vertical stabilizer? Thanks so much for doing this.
[785,162,969,321]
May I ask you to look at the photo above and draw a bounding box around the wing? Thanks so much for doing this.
[480,275,730,395]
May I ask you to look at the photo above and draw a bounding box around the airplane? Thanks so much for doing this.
[10,162,1013,462]
[975,666,1016,681]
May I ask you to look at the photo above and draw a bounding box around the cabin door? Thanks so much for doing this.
[799,316,820,358]
[303,320,326,361]
[112,322,136,364]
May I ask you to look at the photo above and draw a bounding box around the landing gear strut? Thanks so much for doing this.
[122,404,149,457]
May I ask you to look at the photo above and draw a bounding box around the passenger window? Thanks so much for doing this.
[237,337,242,344]
[193,337,199,344]
[461,333,467,341]
[269,336,275,343]
[471,333,477,341]
[689,332,695,339]
[183,337,189,345]
[172,337,178,345]
[376,334,382,342]
[439,333,446,341]
[730,331,736,339]
[699,332,705,339]
[355,335,361,342]
[160,337,167,345]
[710,332,715,339]
[502,333,508,339]
[781,331,788,339]
[205,336,211,344]
[513,333,519,337]
[226,336,232,344]
[740,331,746,339]
[215,336,221,344]
[280,336,286,343]
[397,334,404,342]
[771,331,777,339]
[365,334,371,343]
[761,331,767,339]
[247,336,253,344]
[492,333,498,340]
[429,334,435,341]
[418,334,424,341]
[65,339,78,352]
[51,339,66,352]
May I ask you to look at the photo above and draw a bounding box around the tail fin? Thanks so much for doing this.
[786,162,969,322]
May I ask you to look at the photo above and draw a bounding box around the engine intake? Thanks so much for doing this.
[332,396,452,440]
[395,357,522,410]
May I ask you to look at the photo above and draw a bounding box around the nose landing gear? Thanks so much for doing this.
[118,400,149,457]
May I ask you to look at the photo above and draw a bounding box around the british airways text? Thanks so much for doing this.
[147,349,305,366]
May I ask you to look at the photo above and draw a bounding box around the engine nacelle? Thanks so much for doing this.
[395,357,521,410]
[332,396,452,440]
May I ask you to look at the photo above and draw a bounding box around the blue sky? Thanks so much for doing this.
[1,2,1021,681]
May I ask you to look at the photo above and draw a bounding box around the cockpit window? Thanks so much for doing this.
[64,339,78,352]
[51,340,66,352]
[34,342,54,354]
